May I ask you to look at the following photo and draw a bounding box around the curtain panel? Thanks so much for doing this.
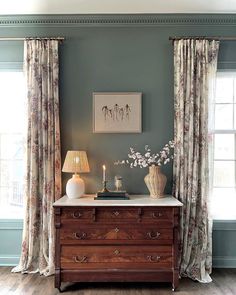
[173,39,219,282]
[12,39,62,276]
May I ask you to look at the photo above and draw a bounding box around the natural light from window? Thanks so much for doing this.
[211,71,236,220]
[0,71,26,219]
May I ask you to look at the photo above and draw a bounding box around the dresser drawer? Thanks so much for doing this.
[61,245,172,269]
[60,225,173,244]
[60,207,174,225]
[61,208,95,222]
[141,208,173,226]
[60,207,139,223]
[96,208,138,222]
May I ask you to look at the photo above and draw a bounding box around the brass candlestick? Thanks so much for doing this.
[101,180,109,193]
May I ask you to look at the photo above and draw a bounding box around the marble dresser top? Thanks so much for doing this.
[53,194,183,207]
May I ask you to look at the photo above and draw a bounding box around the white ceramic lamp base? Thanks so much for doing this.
[66,174,85,199]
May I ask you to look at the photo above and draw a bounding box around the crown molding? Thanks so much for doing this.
[0,14,236,27]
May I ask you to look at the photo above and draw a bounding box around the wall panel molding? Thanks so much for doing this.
[0,62,23,70]
[213,220,236,231]
[0,14,236,28]
[0,220,23,230]
[0,220,22,266]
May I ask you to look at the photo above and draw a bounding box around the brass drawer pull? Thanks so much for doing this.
[147,231,161,239]
[74,232,87,239]
[114,228,119,233]
[152,212,162,218]
[72,211,82,219]
[113,211,120,216]
[114,250,120,255]
[74,256,87,263]
[147,255,160,262]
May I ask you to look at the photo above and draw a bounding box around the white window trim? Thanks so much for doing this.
[0,66,25,220]
[211,70,236,220]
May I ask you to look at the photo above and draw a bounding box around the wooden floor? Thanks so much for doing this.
[0,267,235,295]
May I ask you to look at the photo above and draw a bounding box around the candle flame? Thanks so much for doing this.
[103,165,106,170]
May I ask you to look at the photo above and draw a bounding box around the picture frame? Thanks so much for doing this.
[93,92,142,133]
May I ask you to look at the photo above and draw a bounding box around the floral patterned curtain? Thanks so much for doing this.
[12,39,61,276]
[173,39,219,282]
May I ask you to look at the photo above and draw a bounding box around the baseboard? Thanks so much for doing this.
[213,256,236,268]
[0,255,20,266]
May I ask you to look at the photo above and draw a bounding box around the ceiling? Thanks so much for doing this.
[1,0,236,14]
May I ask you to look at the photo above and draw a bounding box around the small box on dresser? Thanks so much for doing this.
[53,194,183,292]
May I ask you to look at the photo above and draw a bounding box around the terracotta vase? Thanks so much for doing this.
[144,165,167,198]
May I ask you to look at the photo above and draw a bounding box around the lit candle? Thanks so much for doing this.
[102,165,106,182]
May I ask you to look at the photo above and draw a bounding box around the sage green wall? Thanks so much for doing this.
[0,14,235,267]
[0,220,23,265]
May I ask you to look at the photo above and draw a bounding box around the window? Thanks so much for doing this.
[211,71,236,220]
[0,71,26,219]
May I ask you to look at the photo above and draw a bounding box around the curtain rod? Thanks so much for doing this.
[169,36,236,41]
[0,37,64,42]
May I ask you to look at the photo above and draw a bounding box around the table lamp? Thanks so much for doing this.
[62,151,90,198]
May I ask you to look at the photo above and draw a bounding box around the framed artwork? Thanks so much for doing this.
[93,92,142,133]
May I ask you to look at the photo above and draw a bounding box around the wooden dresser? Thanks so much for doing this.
[53,195,182,291]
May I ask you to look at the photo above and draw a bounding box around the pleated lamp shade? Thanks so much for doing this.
[62,151,90,174]
[62,151,90,199]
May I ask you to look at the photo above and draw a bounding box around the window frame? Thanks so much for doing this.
[0,62,24,220]
[212,70,236,220]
